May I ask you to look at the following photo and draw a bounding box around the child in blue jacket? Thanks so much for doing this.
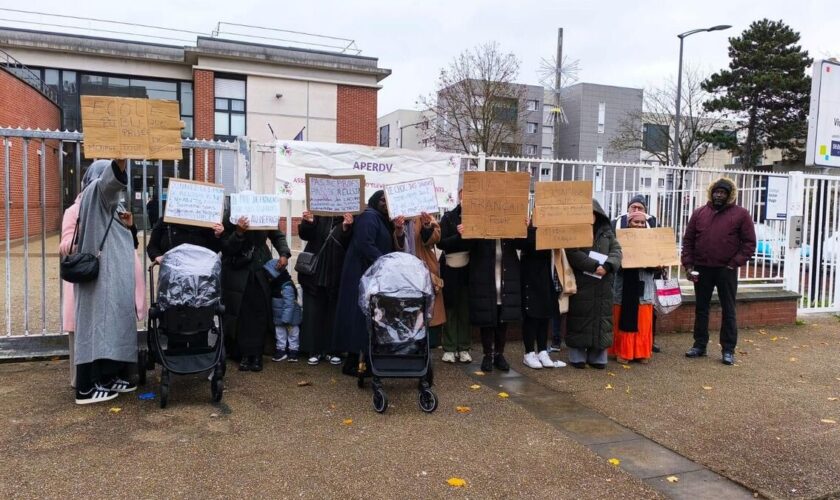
[268,263,303,362]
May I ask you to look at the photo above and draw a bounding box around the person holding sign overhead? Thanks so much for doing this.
[333,190,402,376]
[297,210,354,366]
[220,206,292,373]
[565,200,623,369]
[608,212,655,364]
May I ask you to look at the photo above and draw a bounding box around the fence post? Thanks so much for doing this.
[649,162,661,220]
[783,171,804,294]
[477,152,486,172]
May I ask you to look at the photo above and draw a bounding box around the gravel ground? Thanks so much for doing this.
[0,357,660,499]
[506,315,840,499]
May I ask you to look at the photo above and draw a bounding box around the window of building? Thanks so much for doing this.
[180,82,193,138]
[214,77,246,138]
[526,122,538,134]
[541,146,553,158]
[540,167,552,180]
[524,144,538,156]
[526,99,539,111]
[597,102,606,134]
[379,124,390,147]
[643,123,670,153]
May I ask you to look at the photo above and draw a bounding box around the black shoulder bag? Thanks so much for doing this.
[60,213,116,283]
[294,231,333,276]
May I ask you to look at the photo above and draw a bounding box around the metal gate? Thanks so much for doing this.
[1,127,237,351]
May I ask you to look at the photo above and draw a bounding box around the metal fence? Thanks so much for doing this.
[1,127,237,339]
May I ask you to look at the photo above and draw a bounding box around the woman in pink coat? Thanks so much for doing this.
[59,163,147,387]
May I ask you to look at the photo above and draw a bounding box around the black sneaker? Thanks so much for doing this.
[250,356,263,372]
[480,354,494,372]
[652,344,661,353]
[272,349,288,362]
[685,347,707,358]
[239,358,251,371]
[722,351,735,366]
[493,353,510,372]
[108,377,137,393]
[75,384,119,405]
[570,362,586,369]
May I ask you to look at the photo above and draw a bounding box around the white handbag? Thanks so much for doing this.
[654,278,682,315]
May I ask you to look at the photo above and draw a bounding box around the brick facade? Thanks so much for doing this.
[656,294,798,333]
[0,68,62,241]
[192,69,216,183]
[336,85,378,146]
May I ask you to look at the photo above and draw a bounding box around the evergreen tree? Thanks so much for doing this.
[702,19,812,167]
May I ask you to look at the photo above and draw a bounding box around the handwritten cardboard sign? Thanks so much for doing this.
[462,171,530,239]
[616,227,680,268]
[384,178,439,219]
[230,192,283,230]
[81,96,183,160]
[163,179,225,228]
[536,224,593,250]
[305,174,365,216]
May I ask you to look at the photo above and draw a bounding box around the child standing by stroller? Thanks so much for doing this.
[267,260,302,363]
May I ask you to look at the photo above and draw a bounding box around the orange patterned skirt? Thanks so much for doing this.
[608,304,653,361]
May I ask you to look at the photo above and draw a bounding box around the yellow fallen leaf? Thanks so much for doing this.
[109,407,122,414]
[608,458,620,466]
[666,476,679,483]
[820,419,837,424]
[447,477,466,487]
[789,357,797,362]
[455,406,472,414]
[474,371,485,376]
[498,392,509,399]
[297,380,312,387]
[342,419,353,426]
[758,329,767,335]
[607,372,616,377]
[702,386,713,390]
[828,397,838,401]
[621,364,631,369]
[469,384,481,390]
[625,387,631,394]
[771,336,778,341]
[605,384,614,390]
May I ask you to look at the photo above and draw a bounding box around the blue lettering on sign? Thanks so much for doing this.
[831,141,840,157]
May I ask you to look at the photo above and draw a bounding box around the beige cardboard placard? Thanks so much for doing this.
[163,178,225,228]
[461,171,530,239]
[305,174,365,216]
[534,180,592,204]
[536,224,593,250]
[616,227,680,268]
[533,203,592,226]
[81,96,183,160]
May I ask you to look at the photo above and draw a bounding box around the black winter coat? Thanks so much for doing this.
[520,226,558,319]
[297,216,351,295]
[566,200,623,351]
[437,205,471,307]
[146,221,221,261]
[467,238,522,327]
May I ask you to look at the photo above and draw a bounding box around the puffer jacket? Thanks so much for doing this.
[681,177,756,269]
[565,200,623,351]
[271,276,302,326]
[467,238,523,327]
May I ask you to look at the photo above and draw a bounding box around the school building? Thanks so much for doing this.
[0,25,390,238]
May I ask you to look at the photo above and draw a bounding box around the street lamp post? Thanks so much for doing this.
[672,24,731,166]
[399,120,427,149]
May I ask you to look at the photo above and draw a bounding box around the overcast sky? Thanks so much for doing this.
[1,0,836,115]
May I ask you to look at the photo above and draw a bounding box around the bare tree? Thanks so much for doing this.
[611,68,730,167]
[418,42,528,156]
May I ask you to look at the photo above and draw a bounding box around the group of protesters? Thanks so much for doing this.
[60,160,756,405]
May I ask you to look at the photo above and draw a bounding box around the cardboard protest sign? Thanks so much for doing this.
[230,192,283,230]
[163,179,225,228]
[616,227,680,268]
[305,174,365,216]
[461,171,530,239]
[384,178,439,219]
[81,96,183,160]
[536,224,593,250]
[533,180,593,249]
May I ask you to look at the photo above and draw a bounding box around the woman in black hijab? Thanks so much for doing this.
[331,190,404,374]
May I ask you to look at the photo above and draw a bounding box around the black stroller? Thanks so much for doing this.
[359,252,437,414]
[142,244,225,408]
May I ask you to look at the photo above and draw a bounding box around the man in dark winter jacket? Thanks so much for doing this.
[682,177,756,366]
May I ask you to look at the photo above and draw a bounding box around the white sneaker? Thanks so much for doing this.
[329,356,342,365]
[537,350,555,368]
[307,355,321,365]
[442,351,457,363]
[75,384,119,405]
[553,360,567,368]
[108,377,137,393]
[457,351,472,363]
[523,352,543,369]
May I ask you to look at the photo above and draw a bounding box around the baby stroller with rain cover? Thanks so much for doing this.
[359,252,437,413]
[144,244,225,408]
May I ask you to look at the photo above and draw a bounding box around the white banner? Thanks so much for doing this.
[275,140,460,210]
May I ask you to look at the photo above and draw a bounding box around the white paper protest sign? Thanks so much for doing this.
[229,192,283,229]
[384,178,439,219]
[163,179,224,228]
[305,174,365,216]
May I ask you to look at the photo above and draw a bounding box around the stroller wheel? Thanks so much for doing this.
[137,350,147,386]
[373,388,388,413]
[211,377,224,402]
[418,389,438,413]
